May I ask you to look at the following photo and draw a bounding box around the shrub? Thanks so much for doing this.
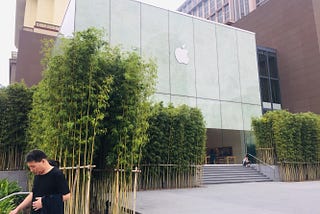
[0,179,22,214]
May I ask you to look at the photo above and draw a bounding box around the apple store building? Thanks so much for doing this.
[60,0,262,164]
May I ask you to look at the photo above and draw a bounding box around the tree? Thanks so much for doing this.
[0,82,33,170]
[27,28,157,212]
[142,103,206,165]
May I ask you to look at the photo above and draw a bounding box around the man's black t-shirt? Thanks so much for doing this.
[31,167,70,214]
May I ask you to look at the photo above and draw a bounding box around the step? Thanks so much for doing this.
[202,173,270,179]
[201,164,272,184]
[203,170,260,174]
[202,178,272,184]
[202,176,270,181]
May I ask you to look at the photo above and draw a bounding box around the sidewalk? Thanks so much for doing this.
[136,181,320,214]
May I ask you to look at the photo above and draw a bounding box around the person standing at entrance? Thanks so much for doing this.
[10,149,70,214]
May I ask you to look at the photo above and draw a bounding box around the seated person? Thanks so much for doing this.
[242,154,250,167]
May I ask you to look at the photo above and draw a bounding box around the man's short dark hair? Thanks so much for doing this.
[26,149,47,162]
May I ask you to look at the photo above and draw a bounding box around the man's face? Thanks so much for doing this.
[27,160,46,175]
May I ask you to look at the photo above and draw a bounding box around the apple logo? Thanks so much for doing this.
[175,44,189,65]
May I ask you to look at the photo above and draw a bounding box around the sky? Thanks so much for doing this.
[0,0,185,87]
[0,1,16,87]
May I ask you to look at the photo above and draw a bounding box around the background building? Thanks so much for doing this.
[177,0,269,24]
[9,51,17,84]
[60,0,262,162]
[11,0,69,86]
[234,0,320,114]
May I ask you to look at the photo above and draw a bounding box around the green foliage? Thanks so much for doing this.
[252,110,320,163]
[0,83,33,170]
[0,83,33,148]
[28,28,157,170]
[28,28,118,166]
[0,179,22,214]
[142,103,206,166]
[102,47,157,168]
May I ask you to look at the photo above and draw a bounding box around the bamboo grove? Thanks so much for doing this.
[27,28,159,213]
[0,83,33,170]
[140,104,206,189]
[252,110,320,181]
[0,28,207,213]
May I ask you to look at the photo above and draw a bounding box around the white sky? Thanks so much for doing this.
[0,0,185,86]
[0,1,16,86]
[138,0,185,10]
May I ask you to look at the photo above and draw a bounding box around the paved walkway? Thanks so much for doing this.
[136,181,320,214]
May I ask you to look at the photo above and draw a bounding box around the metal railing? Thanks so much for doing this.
[0,192,30,202]
[247,153,279,181]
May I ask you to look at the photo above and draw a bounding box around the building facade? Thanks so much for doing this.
[9,52,17,84]
[11,0,69,86]
[60,0,262,162]
[177,0,269,24]
[234,0,320,114]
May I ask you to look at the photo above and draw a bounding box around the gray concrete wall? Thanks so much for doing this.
[0,170,28,191]
[252,164,280,181]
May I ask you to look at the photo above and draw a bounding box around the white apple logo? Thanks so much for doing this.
[175,44,189,65]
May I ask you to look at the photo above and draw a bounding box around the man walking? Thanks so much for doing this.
[10,149,70,214]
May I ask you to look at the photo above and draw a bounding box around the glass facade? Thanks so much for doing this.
[61,0,262,131]
[204,0,209,17]
[198,3,203,17]
[240,0,245,16]
[60,0,262,162]
[217,0,222,9]
[217,9,223,22]
[178,0,257,24]
[210,0,215,13]
[224,4,230,22]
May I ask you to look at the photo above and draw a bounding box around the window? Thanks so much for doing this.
[186,1,191,11]
[192,8,197,16]
[210,0,215,14]
[198,3,203,17]
[234,0,240,20]
[204,0,209,17]
[268,55,279,78]
[258,53,268,76]
[271,80,281,103]
[260,78,271,102]
[240,0,245,17]
[256,0,265,6]
[244,0,250,15]
[257,47,282,112]
[217,0,222,9]
[210,13,216,21]
[224,4,230,22]
[217,9,223,22]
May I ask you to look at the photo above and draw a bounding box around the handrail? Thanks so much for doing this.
[247,153,275,170]
[278,161,320,164]
[247,153,278,181]
[0,192,30,202]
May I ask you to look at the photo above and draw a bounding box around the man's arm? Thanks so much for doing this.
[9,192,33,214]
[63,193,71,201]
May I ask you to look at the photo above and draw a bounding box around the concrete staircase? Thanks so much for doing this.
[202,164,273,185]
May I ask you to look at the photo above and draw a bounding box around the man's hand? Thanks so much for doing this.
[9,209,19,214]
[32,197,43,211]
[9,192,33,214]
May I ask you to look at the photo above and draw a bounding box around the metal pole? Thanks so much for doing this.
[0,192,30,202]
[133,166,139,214]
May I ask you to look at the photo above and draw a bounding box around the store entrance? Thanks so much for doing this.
[206,128,250,164]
